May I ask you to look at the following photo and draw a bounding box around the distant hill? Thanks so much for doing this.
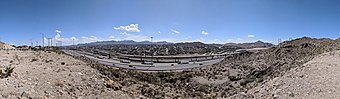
[0,41,15,49]
[223,41,274,49]
[78,40,173,46]
[77,40,274,49]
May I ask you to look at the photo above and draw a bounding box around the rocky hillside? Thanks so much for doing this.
[0,41,15,49]
[78,40,172,46]
[240,50,340,98]
[224,41,274,49]
[73,37,340,98]
[202,37,340,98]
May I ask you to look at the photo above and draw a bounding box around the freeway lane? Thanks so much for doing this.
[63,50,224,71]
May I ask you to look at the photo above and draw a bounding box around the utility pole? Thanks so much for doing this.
[47,38,52,47]
[41,33,44,47]
[30,39,33,47]
[278,38,282,48]
[150,37,153,43]
[72,38,75,46]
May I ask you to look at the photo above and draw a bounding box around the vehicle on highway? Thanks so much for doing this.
[177,61,190,64]
[142,61,154,65]
[96,56,106,59]
[120,60,131,63]
[193,62,203,65]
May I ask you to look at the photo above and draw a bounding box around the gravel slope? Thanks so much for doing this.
[0,51,129,99]
[235,50,340,98]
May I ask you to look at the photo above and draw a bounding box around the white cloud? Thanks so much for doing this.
[114,24,140,32]
[202,31,209,35]
[171,29,180,34]
[158,31,161,34]
[54,33,61,41]
[247,35,255,38]
[55,29,62,33]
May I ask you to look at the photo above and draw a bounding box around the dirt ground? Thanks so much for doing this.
[0,50,130,99]
[233,50,340,99]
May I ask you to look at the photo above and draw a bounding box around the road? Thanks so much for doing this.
[63,49,224,71]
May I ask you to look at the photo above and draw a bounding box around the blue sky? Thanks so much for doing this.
[1,0,340,45]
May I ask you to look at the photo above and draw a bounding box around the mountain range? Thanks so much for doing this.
[224,41,275,49]
[78,40,173,46]
[77,40,274,49]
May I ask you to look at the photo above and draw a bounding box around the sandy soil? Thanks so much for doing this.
[0,50,129,99]
[239,50,340,99]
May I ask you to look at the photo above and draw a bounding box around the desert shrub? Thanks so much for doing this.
[5,67,15,76]
[197,84,210,94]
[0,66,15,78]
[240,78,254,87]
[54,81,64,87]
[45,60,53,63]
[61,62,66,65]
[31,58,38,62]
[228,76,241,81]
[140,87,163,98]
[156,72,173,79]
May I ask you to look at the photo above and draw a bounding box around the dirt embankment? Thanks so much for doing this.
[0,51,129,98]
[235,50,340,98]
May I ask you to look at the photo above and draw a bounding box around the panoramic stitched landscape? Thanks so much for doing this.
[1,0,340,99]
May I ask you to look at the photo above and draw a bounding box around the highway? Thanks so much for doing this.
[63,50,225,71]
